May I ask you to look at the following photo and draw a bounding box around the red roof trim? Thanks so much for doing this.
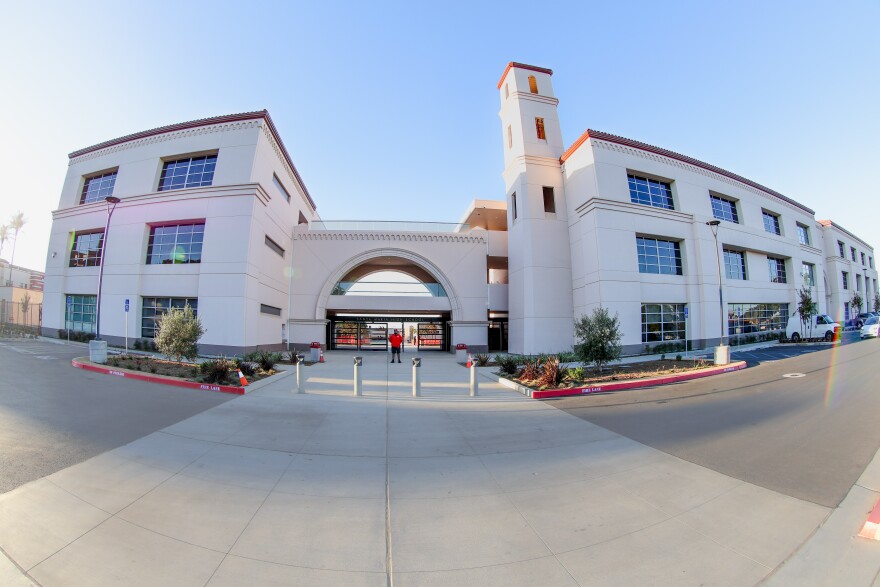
[560,129,814,215]
[68,110,316,210]
[497,62,554,90]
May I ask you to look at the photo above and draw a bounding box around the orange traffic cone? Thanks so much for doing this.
[237,369,249,386]
[465,354,472,368]
[319,349,325,363]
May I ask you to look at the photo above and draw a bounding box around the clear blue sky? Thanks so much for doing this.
[1,0,877,272]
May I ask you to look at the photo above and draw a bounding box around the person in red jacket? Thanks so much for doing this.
[389,329,403,363]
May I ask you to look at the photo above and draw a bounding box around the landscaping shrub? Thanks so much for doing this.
[574,307,622,372]
[495,354,519,375]
[474,353,490,366]
[155,304,204,362]
[200,358,232,384]
[133,339,142,350]
[233,359,256,377]
[519,357,542,382]
[564,366,586,382]
[558,351,578,363]
[245,349,281,372]
[536,356,563,388]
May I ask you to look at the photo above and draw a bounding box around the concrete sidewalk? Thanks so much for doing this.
[0,350,877,585]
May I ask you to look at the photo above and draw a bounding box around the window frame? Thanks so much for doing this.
[273,174,291,203]
[761,210,781,235]
[796,223,811,246]
[535,117,546,140]
[69,230,105,267]
[728,303,789,337]
[838,241,846,258]
[157,152,217,192]
[627,173,675,210]
[802,262,815,287]
[709,194,739,223]
[265,235,285,257]
[542,186,556,214]
[851,246,857,262]
[842,271,849,290]
[723,248,747,280]
[80,169,118,205]
[641,303,686,343]
[65,294,97,334]
[146,222,205,265]
[636,236,683,276]
[141,297,198,338]
[767,256,787,284]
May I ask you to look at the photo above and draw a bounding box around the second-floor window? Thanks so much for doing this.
[842,271,849,290]
[147,223,204,264]
[796,223,811,246]
[710,195,739,223]
[636,237,682,275]
[158,154,217,191]
[69,230,104,267]
[802,262,815,287]
[628,175,674,210]
[851,246,857,262]
[81,171,118,204]
[762,211,780,235]
[861,252,866,266]
[723,249,746,280]
[838,241,845,258]
[767,256,787,283]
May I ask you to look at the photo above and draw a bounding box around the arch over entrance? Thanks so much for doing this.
[315,248,462,321]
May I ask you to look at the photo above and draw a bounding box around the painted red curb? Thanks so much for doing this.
[530,361,748,399]
[72,358,246,395]
[858,498,880,540]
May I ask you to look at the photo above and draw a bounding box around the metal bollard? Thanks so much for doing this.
[470,362,478,397]
[412,357,421,397]
[353,356,363,396]
[295,354,304,393]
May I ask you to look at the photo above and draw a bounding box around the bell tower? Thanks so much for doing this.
[498,62,574,354]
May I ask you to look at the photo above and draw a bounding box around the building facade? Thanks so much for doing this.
[41,64,877,356]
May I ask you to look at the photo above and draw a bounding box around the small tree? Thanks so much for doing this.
[851,291,864,319]
[574,307,622,373]
[155,304,204,362]
[19,293,31,327]
[796,287,816,338]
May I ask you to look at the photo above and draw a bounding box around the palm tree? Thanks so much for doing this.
[0,224,8,260]
[9,212,26,268]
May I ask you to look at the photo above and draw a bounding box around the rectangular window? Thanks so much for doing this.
[844,302,850,322]
[641,303,686,343]
[511,192,517,221]
[158,154,217,191]
[535,117,546,140]
[838,241,845,258]
[842,271,849,290]
[65,294,97,334]
[542,186,555,213]
[762,211,780,235]
[728,303,789,337]
[796,223,811,246]
[636,237,683,275]
[507,125,512,148]
[628,174,674,210]
[80,171,118,204]
[802,262,815,287]
[260,304,282,316]
[146,223,205,264]
[767,256,787,283]
[723,249,746,280]
[69,230,104,267]
[851,246,857,261]
[857,274,862,291]
[273,174,291,202]
[861,252,866,266]
[141,297,198,338]
[710,194,739,223]
[265,235,284,257]
[871,257,874,269]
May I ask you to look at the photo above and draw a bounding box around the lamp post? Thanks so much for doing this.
[89,196,121,363]
[706,220,728,364]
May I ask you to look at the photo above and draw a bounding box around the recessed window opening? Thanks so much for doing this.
[146,222,204,264]
[535,117,546,140]
[507,125,512,148]
[273,174,291,202]
[528,75,538,94]
[628,174,674,210]
[710,194,739,223]
[637,237,682,275]
[511,192,517,220]
[723,249,747,280]
[141,297,197,338]
[69,230,105,267]
[851,246,857,261]
[796,223,811,246]
[842,271,849,290]
[158,154,217,191]
[838,241,846,257]
[641,303,686,343]
[802,262,815,287]
[265,235,285,257]
[767,256,787,283]
[65,294,96,333]
[260,304,282,316]
[542,187,555,213]
[80,170,118,204]
[335,271,444,297]
[762,211,780,235]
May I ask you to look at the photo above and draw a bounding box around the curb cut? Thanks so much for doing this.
[72,358,246,395]
[493,361,748,399]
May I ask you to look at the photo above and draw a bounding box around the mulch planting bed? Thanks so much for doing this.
[505,358,715,390]
[105,355,278,385]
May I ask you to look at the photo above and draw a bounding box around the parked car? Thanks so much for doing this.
[861,316,880,338]
[855,312,875,329]
[785,313,840,342]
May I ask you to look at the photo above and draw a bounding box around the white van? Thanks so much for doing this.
[785,313,840,342]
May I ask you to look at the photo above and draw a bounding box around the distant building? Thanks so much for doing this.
[41,64,877,355]
[0,260,44,329]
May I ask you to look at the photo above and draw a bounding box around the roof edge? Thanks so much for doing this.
[67,110,316,211]
[560,129,814,216]
[818,219,874,250]
[497,62,553,90]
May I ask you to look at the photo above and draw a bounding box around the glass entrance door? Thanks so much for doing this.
[417,323,444,351]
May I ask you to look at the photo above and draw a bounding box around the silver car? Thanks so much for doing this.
[861,315,880,338]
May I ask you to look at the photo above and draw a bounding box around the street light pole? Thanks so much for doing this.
[706,220,727,363]
[95,196,121,341]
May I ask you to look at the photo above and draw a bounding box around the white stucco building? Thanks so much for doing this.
[41,63,877,356]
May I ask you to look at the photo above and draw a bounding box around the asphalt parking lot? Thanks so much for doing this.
[729,330,863,366]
